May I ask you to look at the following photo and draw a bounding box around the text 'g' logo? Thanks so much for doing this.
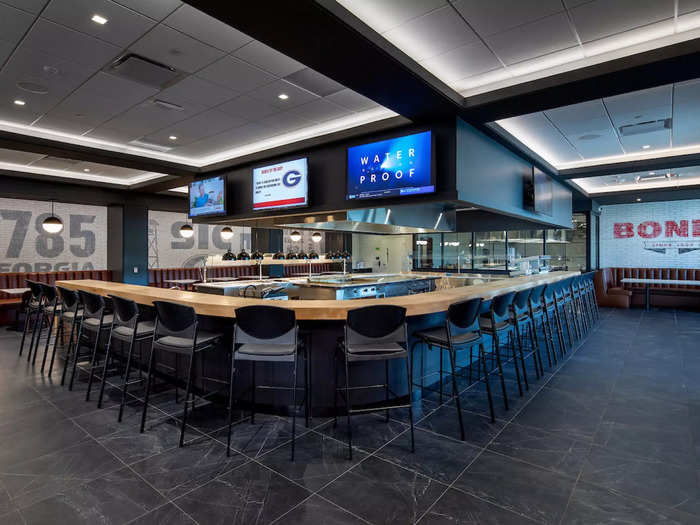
[282,170,302,187]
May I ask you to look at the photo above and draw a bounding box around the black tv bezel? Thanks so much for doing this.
[345,129,436,201]
[188,175,227,219]
[251,157,310,212]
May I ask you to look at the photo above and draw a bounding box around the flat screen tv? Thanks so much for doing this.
[346,130,434,200]
[524,166,553,216]
[253,157,308,211]
[189,176,226,217]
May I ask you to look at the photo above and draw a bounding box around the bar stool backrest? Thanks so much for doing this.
[109,294,138,329]
[543,283,555,306]
[346,305,406,346]
[529,284,546,310]
[553,280,566,301]
[511,288,531,317]
[78,290,105,320]
[152,301,196,341]
[39,283,58,305]
[234,305,296,345]
[491,292,515,324]
[26,280,43,304]
[57,286,79,312]
[447,298,482,335]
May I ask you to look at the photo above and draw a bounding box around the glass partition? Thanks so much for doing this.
[414,233,442,269]
[442,232,472,271]
[474,231,506,271]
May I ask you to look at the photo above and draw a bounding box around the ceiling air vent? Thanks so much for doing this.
[106,53,180,89]
[128,139,173,153]
[634,172,676,183]
[151,99,184,111]
[619,118,671,136]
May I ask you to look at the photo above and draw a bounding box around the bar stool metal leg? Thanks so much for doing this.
[140,345,156,433]
[117,332,137,422]
[493,334,509,410]
[406,351,415,452]
[479,343,495,423]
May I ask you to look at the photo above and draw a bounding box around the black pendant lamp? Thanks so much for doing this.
[41,200,63,234]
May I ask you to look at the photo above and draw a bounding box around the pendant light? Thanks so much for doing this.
[289,230,301,242]
[311,231,322,243]
[220,226,233,241]
[41,200,63,233]
[180,213,194,238]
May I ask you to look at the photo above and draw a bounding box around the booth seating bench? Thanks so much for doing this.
[595,268,700,309]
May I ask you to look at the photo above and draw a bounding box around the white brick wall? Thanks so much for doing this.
[0,198,107,273]
[600,200,700,268]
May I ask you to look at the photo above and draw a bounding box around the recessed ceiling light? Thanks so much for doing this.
[91,14,108,25]
[168,135,177,140]
[642,144,651,149]
[278,93,289,100]
[13,99,25,106]
[636,198,642,202]
[649,171,655,175]
[83,168,90,172]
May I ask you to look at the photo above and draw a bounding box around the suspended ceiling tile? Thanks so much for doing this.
[148,108,247,144]
[325,88,378,112]
[33,114,95,135]
[259,109,314,136]
[179,123,270,157]
[42,0,156,47]
[383,5,478,62]
[83,125,144,144]
[158,75,238,109]
[111,0,181,21]
[421,40,501,83]
[129,24,225,74]
[2,0,49,14]
[284,68,345,97]
[337,0,447,34]
[288,98,350,124]
[545,99,613,136]
[29,155,84,170]
[569,0,674,43]
[0,41,15,69]
[0,148,45,165]
[163,4,252,52]
[485,12,578,65]
[0,73,65,113]
[603,84,672,128]
[567,128,624,158]
[679,0,700,14]
[217,94,280,121]
[100,100,198,135]
[81,71,159,103]
[232,40,305,78]
[617,128,670,152]
[0,3,35,45]
[451,0,564,36]
[672,78,700,147]
[196,55,276,93]
[248,79,319,109]
[21,18,121,69]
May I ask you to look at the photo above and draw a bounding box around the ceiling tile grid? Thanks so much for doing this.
[0,0,392,184]
[336,0,700,98]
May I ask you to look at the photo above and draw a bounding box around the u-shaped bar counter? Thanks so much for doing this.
[57,271,578,415]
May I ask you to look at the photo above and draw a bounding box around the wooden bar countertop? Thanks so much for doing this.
[57,271,579,321]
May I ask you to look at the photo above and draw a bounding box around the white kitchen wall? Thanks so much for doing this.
[600,200,700,268]
[0,197,107,272]
[351,234,413,273]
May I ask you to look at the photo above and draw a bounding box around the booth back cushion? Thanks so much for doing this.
[0,269,112,299]
[607,268,700,290]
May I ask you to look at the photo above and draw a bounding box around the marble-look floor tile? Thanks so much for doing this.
[417,405,505,446]
[418,487,541,524]
[453,450,576,524]
[129,436,247,499]
[561,481,698,525]
[316,413,408,454]
[174,461,311,524]
[319,456,446,525]
[0,439,122,511]
[261,431,366,492]
[580,446,700,515]
[376,427,481,485]
[128,502,197,524]
[487,422,590,478]
[19,467,166,525]
[213,413,311,458]
[273,495,368,525]
[98,416,202,465]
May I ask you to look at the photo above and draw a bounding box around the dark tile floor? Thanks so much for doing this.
[1,307,700,524]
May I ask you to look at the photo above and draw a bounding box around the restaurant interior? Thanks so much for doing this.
[1,1,700,524]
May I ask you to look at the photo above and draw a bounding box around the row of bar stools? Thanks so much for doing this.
[35,283,62,372]
[511,288,544,382]
[56,287,83,383]
[528,284,557,368]
[68,291,113,391]
[19,280,44,358]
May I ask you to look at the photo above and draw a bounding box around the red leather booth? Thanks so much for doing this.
[595,268,700,309]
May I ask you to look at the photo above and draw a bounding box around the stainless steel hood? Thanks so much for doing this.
[280,202,456,234]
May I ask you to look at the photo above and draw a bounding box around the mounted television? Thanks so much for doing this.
[524,166,553,216]
[346,130,434,200]
[253,157,308,211]
[189,175,226,217]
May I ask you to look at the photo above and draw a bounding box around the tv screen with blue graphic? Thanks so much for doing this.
[189,176,226,217]
[346,130,434,200]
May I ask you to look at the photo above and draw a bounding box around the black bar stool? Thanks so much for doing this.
[97,295,155,420]
[227,305,307,460]
[528,284,556,368]
[479,292,523,408]
[542,283,566,360]
[553,281,575,351]
[413,297,495,440]
[335,305,414,460]
[35,283,62,372]
[583,272,600,321]
[567,277,584,339]
[56,287,83,384]
[19,280,43,357]
[140,301,223,447]
[510,288,543,381]
[68,290,112,391]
